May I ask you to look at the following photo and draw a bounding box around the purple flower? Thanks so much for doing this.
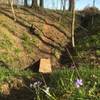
[75,79,83,88]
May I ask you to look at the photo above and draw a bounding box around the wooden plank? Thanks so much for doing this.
[39,58,52,73]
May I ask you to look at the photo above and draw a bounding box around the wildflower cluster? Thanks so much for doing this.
[30,81,42,88]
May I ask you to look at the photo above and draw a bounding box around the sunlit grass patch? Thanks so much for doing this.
[21,33,38,53]
[0,67,33,83]
[47,66,100,99]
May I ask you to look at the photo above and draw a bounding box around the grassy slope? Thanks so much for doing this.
[0,10,37,68]
[0,7,100,67]
[0,5,72,68]
[0,6,100,100]
[0,5,100,68]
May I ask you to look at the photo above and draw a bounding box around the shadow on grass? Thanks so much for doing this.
[0,86,34,100]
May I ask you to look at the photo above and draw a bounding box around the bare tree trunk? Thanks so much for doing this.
[60,0,63,10]
[56,0,59,10]
[40,0,44,8]
[9,0,16,21]
[63,0,66,11]
[31,0,38,7]
[92,0,95,25]
[59,0,67,23]
[69,0,74,12]
[52,0,55,9]
[71,0,75,47]
[24,0,28,6]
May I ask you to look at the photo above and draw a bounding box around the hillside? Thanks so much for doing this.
[0,5,100,69]
[0,4,100,100]
[0,5,72,68]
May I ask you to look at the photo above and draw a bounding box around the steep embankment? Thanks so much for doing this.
[0,5,72,68]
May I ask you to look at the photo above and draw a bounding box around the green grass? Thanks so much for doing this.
[41,31,99,99]
[0,67,35,98]
[21,33,38,53]
[0,66,99,100]
[30,31,100,100]
[76,32,100,50]
[0,67,33,83]
[24,66,100,100]
[0,32,13,50]
[76,32,100,66]
[46,66,100,99]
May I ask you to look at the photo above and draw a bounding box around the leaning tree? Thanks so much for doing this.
[71,0,75,47]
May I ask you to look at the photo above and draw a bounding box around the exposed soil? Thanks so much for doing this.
[0,5,72,68]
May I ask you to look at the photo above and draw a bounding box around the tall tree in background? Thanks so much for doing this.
[40,0,44,8]
[92,0,96,25]
[31,0,38,7]
[63,0,67,11]
[61,0,67,11]
[93,0,95,7]
[69,0,74,12]
[24,0,28,6]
